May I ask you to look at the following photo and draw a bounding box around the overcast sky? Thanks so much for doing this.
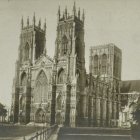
[1,0,140,107]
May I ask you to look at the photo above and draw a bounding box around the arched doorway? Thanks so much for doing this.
[35,108,46,123]
[56,112,61,124]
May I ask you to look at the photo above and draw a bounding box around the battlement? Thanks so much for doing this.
[21,13,46,33]
[57,2,85,24]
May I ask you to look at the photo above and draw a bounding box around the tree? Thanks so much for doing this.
[131,97,140,140]
[0,103,7,122]
[132,97,140,125]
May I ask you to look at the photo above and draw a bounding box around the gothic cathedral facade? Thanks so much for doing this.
[11,4,121,127]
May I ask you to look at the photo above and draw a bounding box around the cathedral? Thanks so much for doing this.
[11,4,122,127]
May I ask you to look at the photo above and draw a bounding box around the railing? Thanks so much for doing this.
[23,124,57,140]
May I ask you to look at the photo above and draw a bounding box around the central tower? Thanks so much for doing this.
[51,3,86,127]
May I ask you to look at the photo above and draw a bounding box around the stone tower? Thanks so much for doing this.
[89,43,122,82]
[88,43,122,127]
[11,14,47,123]
[51,3,86,127]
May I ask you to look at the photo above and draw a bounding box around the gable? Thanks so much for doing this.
[34,55,53,67]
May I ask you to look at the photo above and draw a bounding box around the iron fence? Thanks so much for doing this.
[23,124,57,140]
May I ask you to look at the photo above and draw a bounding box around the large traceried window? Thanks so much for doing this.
[23,43,30,61]
[102,54,107,74]
[62,35,68,55]
[93,55,98,75]
[57,69,65,84]
[34,71,48,103]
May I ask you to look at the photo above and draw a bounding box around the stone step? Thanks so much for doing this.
[58,134,131,140]
[59,127,131,135]
[58,127,132,140]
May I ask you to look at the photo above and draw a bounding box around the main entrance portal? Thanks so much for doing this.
[35,108,45,123]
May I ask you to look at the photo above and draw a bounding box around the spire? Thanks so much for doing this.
[27,16,29,26]
[78,7,80,19]
[33,12,36,26]
[73,1,76,16]
[65,6,67,19]
[44,18,46,32]
[57,5,61,21]
[21,16,24,29]
[38,18,41,28]
[82,9,85,23]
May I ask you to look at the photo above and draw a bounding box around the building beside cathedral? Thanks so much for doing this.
[88,44,122,127]
[11,4,123,127]
[119,80,140,127]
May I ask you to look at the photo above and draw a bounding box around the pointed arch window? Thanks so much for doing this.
[57,69,65,84]
[94,55,98,75]
[102,54,107,74]
[23,43,30,61]
[57,94,62,110]
[62,35,68,55]
[21,72,27,86]
[34,71,48,103]
[19,96,25,111]
[76,70,80,91]
[113,55,119,77]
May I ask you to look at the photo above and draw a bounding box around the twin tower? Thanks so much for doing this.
[11,3,121,127]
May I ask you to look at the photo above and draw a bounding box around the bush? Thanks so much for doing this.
[131,97,140,140]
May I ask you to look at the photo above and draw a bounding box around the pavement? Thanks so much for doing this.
[48,126,60,140]
[58,134,132,140]
[0,124,134,140]
[57,127,133,140]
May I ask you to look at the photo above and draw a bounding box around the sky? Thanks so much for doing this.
[1,0,140,107]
